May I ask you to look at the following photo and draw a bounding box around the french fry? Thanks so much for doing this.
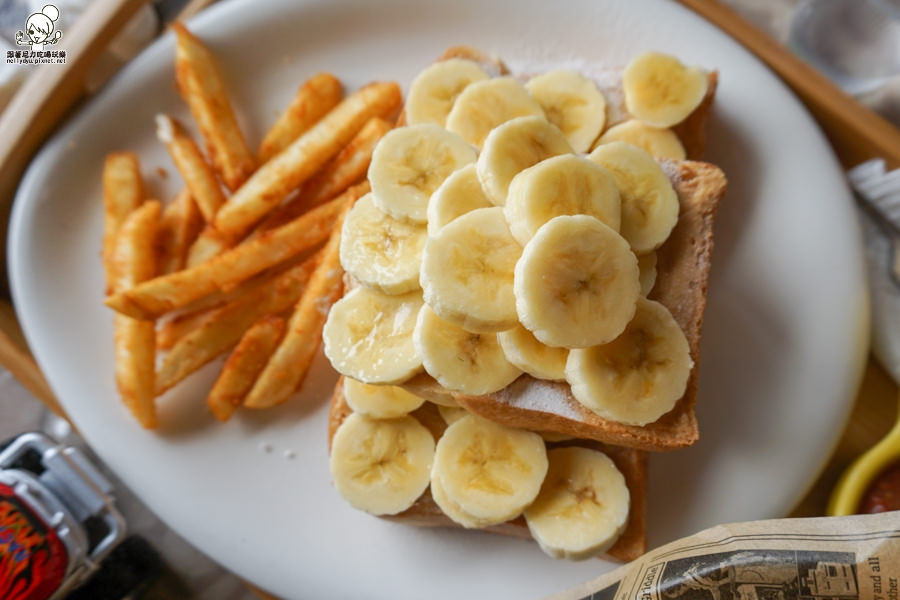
[173,23,255,191]
[253,117,391,235]
[156,114,225,223]
[258,73,343,163]
[103,152,143,292]
[156,307,216,350]
[213,82,401,239]
[156,253,319,394]
[185,226,230,267]
[243,196,352,409]
[105,185,364,320]
[111,200,160,429]
[207,315,286,421]
[156,189,203,274]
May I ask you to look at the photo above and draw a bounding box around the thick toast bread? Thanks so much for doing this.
[328,376,648,562]
[402,160,727,451]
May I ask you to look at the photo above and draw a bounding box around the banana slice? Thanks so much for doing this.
[405,59,490,126]
[524,447,630,560]
[525,70,607,153]
[622,51,708,128]
[437,404,468,425]
[340,193,427,294]
[343,377,425,419]
[446,77,545,148]
[432,414,548,525]
[638,251,657,296]
[515,215,640,349]
[430,471,493,529]
[498,324,569,381]
[596,120,686,160]
[566,297,693,426]
[414,305,522,395]
[330,413,434,516]
[505,154,621,246]
[427,164,493,236]
[421,207,521,333]
[588,141,678,253]
[477,116,573,206]
[323,287,423,384]
[369,124,476,223]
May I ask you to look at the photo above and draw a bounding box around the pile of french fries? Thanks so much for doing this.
[102,23,402,428]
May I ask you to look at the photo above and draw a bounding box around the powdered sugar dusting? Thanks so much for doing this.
[492,376,581,420]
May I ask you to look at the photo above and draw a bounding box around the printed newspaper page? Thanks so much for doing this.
[551,512,900,600]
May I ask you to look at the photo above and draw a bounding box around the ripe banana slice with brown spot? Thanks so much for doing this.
[369,124,476,223]
[431,414,548,525]
[330,413,434,515]
[622,51,708,128]
[525,69,607,152]
[340,193,427,294]
[524,447,630,560]
[515,215,640,349]
[413,305,522,395]
[566,297,693,425]
[588,141,679,254]
[477,115,573,206]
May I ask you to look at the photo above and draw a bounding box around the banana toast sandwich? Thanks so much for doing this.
[395,46,726,451]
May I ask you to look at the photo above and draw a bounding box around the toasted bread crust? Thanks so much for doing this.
[402,160,727,451]
[328,377,647,562]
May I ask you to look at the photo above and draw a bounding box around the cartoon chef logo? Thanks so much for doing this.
[15,5,63,53]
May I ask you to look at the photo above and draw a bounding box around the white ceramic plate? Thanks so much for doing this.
[9,0,869,597]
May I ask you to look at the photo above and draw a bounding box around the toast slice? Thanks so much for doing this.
[402,160,727,451]
[328,376,648,562]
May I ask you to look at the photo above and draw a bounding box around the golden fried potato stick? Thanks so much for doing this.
[156,114,226,223]
[252,117,389,235]
[243,196,353,409]
[185,226,230,267]
[213,82,401,239]
[156,189,203,274]
[207,315,286,421]
[156,253,319,394]
[103,152,143,292]
[111,200,160,429]
[173,23,255,191]
[105,185,364,320]
[258,73,343,163]
[156,307,216,350]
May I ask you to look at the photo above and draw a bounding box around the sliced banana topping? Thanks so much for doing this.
[515,215,640,349]
[427,164,493,236]
[421,207,522,333]
[446,77,545,148]
[437,404,469,425]
[524,447,630,560]
[498,324,569,382]
[343,377,426,419]
[622,51,708,128]
[596,120,686,160]
[369,124,476,223]
[477,116,573,206]
[588,141,679,254]
[566,297,693,426]
[638,251,658,296]
[330,413,435,516]
[430,471,493,529]
[405,59,490,126]
[340,193,427,294]
[504,154,621,246]
[323,287,424,384]
[414,305,522,395]
[432,414,548,525]
[525,70,607,153]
